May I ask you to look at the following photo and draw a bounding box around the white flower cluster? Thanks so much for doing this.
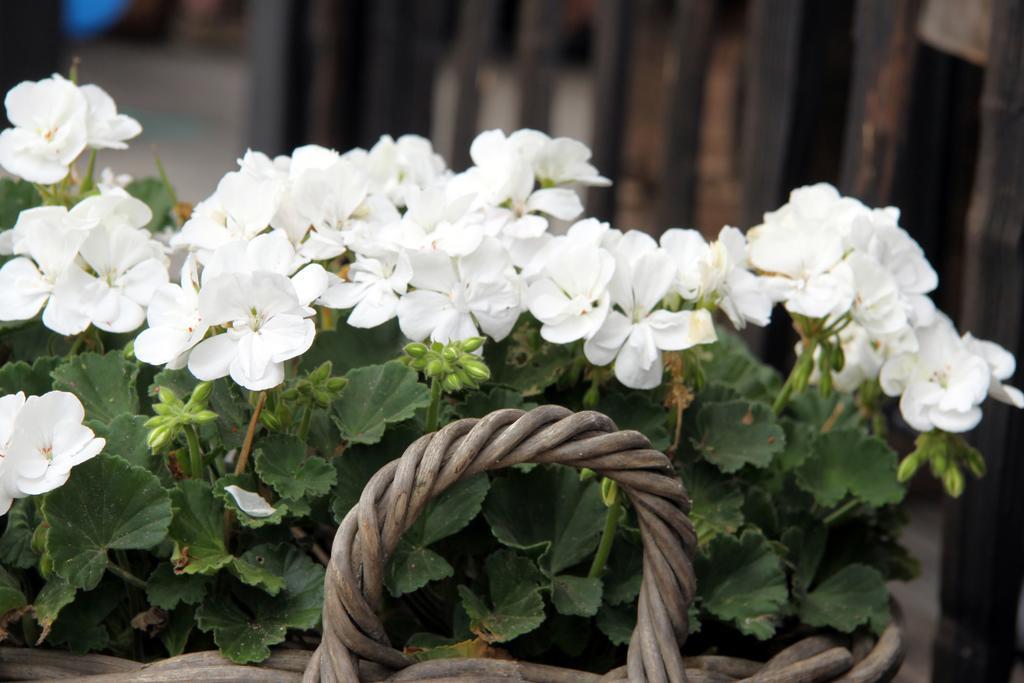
[750,183,1022,432]
[0,74,140,184]
[0,391,104,513]
[0,74,1018,432]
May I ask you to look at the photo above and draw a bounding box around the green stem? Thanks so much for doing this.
[772,338,818,415]
[588,487,622,579]
[79,149,98,194]
[426,378,442,433]
[69,331,89,355]
[154,151,178,205]
[823,499,859,526]
[107,556,146,589]
[298,403,314,442]
[184,425,203,479]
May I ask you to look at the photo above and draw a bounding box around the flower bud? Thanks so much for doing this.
[326,377,348,393]
[425,359,444,377]
[158,386,182,407]
[461,337,485,353]
[964,447,987,478]
[582,383,600,409]
[189,381,213,406]
[144,414,170,429]
[191,410,219,425]
[462,359,490,382]
[147,425,174,451]
[831,345,845,372]
[943,466,965,498]
[600,478,619,507]
[309,361,332,383]
[404,342,428,358]
[313,389,334,406]
[281,388,300,401]
[896,453,922,483]
[259,411,282,431]
[442,374,462,392]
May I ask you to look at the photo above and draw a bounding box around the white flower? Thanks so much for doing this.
[0,75,88,184]
[880,318,991,433]
[98,167,133,192]
[584,243,716,389]
[319,251,412,328]
[223,485,277,518]
[135,255,207,369]
[358,134,448,205]
[847,252,907,338]
[0,207,94,334]
[171,170,279,257]
[527,239,615,343]
[660,226,772,329]
[389,186,483,258]
[397,237,522,343]
[203,231,328,306]
[188,271,316,390]
[963,333,1024,408]
[79,83,141,149]
[527,135,610,187]
[0,391,105,515]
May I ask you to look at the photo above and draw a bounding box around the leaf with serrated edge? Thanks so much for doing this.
[457,549,545,643]
[795,429,905,508]
[44,454,172,591]
[332,362,431,444]
[254,434,335,500]
[799,564,890,634]
[146,563,210,610]
[551,575,602,617]
[51,352,139,425]
[692,400,785,474]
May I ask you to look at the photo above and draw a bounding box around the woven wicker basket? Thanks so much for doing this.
[0,406,905,682]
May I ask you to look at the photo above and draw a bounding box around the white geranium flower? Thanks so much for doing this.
[135,255,207,369]
[358,134,448,206]
[880,317,991,433]
[75,220,169,333]
[79,83,141,149]
[188,271,316,390]
[203,231,328,306]
[69,188,153,232]
[171,170,279,257]
[319,251,412,328]
[98,167,133,192]
[0,391,104,514]
[397,237,522,343]
[660,226,773,329]
[0,207,94,334]
[526,239,615,343]
[963,333,1024,408]
[528,135,610,187]
[584,244,716,389]
[847,252,907,338]
[0,75,88,184]
[390,186,483,258]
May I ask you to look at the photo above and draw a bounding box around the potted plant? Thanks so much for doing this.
[0,72,1016,682]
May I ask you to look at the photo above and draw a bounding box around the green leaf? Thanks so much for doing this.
[385,475,490,597]
[331,424,416,523]
[196,544,324,664]
[788,392,861,432]
[452,387,537,418]
[168,480,233,575]
[160,604,195,656]
[168,480,283,594]
[51,351,139,425]
[743,486,778,538]
[332,361,431,445]
[0,499,40,569]
[597,392,671,451]
[596,602,635,646]
[795,430,905,508]
[702,331,782,402]
[32,576,76,634]
[683,462,744,545]
[43,454,172,590]
[798,564,889,634]
[484,466,605,576]
[602,533,642,605]
[0,566,26,617]
[299,322,407,375]
[0,178,42,230]
[91,415,149,468]
[486,321,574,396]
[0,356,61,395]
[47,579,120,653]
[691,400,785,474]
[457,550,546,643]
[694,530,788,640]
[146,563,210,610]
[125,177,175,232]
[551,575,602,617]
[385,541,454,597]
[782,526,826,598]
[254,434,336,501]
[777,418,816,470]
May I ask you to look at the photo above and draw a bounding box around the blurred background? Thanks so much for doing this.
[4,0,1022,681]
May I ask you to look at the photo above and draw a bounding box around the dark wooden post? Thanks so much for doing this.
[657,0,719,230]
[837,0,923,205]
[587,0,634,223]
[0,0,62,127]
[933,1,1024,681]
[516,0,562,132]
[248,0,312,156]
[451,0,500,170]
[737,0,805,229]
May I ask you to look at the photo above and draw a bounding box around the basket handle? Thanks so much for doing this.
[302,405,698,682]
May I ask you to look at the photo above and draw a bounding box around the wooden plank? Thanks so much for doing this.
[0,0,62,127]
[932,0,1024,681]
[451,0,500,170]
[737,0,805,229]
[657,0,718,231]
[360,0,404,145]
[247,0,311,156]
[838,0,924,205]
[308,0,363,151]
[516,0,562,132]
[588,0,635,223]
